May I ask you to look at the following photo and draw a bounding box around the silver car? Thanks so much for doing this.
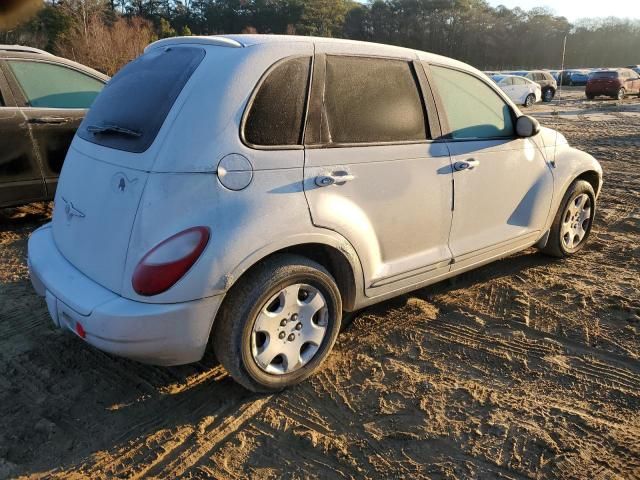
[28,35,602,392]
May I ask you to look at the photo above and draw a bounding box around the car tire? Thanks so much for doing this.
[524,94,535,107]
[543,88,554,102]
[541,180,596,258]
[586,94,595,100]
[213,254,342,392]
[617,88,625,100]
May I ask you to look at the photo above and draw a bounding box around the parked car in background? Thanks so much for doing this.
[566,70,590,86]
[627,65,640,75]
[0,45,107,208]
[559,69,590,86]
[28,35,602,392]
[522,71,557,102]
[547,70,560,81]
[492,74,541,107]
[586,68,640,100]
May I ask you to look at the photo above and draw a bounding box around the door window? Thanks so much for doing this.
[431,65,515,140]
[244,56,311,147]
[513,77,527,85]
[323,56,428,144]
[8,60,104,109]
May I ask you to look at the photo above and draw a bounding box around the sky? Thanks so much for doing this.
[486,0,640,21]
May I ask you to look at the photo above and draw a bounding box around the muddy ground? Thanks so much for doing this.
[1,88,639,479]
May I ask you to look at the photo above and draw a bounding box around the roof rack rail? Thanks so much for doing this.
[0,45,53,56]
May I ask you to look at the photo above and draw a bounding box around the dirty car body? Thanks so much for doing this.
[27,35,603,391]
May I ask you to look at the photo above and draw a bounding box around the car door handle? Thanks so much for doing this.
[28,117,69,124]
[453,159,480,171]
[315,172,355,187]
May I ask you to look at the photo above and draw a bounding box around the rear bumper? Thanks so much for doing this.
[28,224,224,366]
[586,85,621,96]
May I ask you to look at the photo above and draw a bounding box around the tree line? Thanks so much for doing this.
[2,0,639,76]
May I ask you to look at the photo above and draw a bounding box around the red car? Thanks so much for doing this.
[586,68,640,100]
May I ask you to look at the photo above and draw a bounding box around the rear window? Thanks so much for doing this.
[78,46,205,153]
[590,71,618,79]
[243,56,311,147]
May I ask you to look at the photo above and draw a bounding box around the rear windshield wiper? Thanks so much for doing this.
[86,123,142,137]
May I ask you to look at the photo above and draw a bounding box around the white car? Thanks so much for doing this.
[28,35,602,392]
[492,74,542,107]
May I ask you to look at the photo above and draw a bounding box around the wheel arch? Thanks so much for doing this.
[222,234,365,313]
[574,170,602,198]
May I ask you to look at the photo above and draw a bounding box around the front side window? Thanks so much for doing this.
[431,65,515,140]
[244,56,311,146]
[323,56,428,144]
[8,60,104,109]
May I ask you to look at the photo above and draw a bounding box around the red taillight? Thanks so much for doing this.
[75,322,86,339]
[132,226,210,296]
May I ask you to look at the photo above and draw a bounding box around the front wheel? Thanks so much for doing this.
[524,94,535,107]
[616,88,626,100]
[541,180,596,258]
[213,254,342,392]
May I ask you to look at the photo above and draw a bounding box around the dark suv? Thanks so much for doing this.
[586,69,640,100]
[0,45,107,208]
[524,71,557,102]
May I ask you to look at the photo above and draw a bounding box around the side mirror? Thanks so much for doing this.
[516,115,541,137]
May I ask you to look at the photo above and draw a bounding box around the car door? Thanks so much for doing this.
[0,62,46,207]
[3,59,105,198]
[510,77,528,104]
[499,77,517,103]
[428,64,554,271]
[303,48,453,296]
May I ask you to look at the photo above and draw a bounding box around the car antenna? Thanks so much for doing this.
[554,35,567,114]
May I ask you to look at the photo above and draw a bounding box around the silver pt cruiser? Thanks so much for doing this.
[28,35,602,392]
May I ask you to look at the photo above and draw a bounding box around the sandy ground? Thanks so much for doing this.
[0,88,639,479]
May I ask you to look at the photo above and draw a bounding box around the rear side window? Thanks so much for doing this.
[431,65,514,140]
[78,46,205,153]
[323,56,428,144]
[244,56,311,147]
[8,60,104,108]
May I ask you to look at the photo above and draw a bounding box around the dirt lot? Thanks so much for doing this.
[1,88,639,479]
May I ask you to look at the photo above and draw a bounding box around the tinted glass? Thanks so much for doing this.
[431,66,514,140]
[78,46,205,153]
[8,60,104,108]
[324,56,428,144]
[590,71,618,79]
[244,56,311,146]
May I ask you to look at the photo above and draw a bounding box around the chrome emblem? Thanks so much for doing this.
[61,197,85,221]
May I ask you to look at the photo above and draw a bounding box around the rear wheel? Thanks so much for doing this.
[543,88,554,102]
[524,94,535,107]
[541,180,596,258]
[213,254,342,392]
